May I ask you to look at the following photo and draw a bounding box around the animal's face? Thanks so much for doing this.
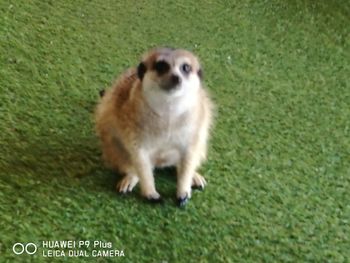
[138,48,203,99]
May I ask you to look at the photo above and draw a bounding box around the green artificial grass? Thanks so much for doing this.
[1,0,349,262]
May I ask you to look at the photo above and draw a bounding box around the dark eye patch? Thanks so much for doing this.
[153,60,170,75]
[137,62,147,80]
[181,63,192,74]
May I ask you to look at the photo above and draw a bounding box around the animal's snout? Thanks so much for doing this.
[170,74,181,85]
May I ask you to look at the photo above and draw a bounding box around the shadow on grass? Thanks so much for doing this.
[3,134,179,203]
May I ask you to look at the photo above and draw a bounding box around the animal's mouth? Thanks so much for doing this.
[160,83,180,92]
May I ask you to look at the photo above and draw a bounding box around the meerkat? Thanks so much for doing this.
[95,47,213,206]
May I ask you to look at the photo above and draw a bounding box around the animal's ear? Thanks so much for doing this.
[137,62,147,80]
[99,89,105,97]
[198,68,203,79]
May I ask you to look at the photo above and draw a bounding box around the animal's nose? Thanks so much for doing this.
[170,74,181,85]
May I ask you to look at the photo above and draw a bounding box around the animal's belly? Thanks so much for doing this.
[151,148,181,168]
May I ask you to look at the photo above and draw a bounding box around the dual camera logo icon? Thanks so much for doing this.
[12,243,37,255]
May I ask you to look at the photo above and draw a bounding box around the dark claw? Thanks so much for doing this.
[177,195,189,207]
[192,184,204,191]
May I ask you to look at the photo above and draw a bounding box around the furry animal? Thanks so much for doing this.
[95,47,213,206]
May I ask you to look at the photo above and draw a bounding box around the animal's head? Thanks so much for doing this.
[137,47,203,99]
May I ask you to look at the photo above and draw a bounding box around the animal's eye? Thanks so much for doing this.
[181,63,192,74]
[154,60,170,75]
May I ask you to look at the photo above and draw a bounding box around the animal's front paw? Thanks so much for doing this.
[177,189,192,207]
[143,190,163,204]
[117,173,139,194]
[192,172,207,190]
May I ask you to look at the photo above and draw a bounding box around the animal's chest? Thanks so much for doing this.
[145,123,193,168]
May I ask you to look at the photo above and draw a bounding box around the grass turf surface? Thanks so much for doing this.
[0,0,349,262]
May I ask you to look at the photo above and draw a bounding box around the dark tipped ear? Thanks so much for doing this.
[99,89,105,97]
[198,68,203,79]
[137,62,147,80]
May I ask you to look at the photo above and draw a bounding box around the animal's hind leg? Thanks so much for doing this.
[100,135,139,193]
[192,172,207,190]
[117,170,139,193]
